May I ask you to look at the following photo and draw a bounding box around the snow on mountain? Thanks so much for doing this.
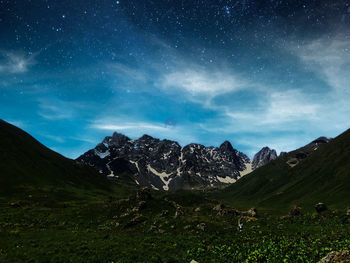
[77,132,251,190]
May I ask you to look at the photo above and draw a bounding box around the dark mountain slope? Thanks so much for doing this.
[0,120,109,194]
[217,129,350,211]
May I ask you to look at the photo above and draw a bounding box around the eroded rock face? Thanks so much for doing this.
[77,133,251,190]
[317,250,350,263]
[252,147,277,170]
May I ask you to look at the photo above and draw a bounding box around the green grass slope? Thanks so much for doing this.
[0,120,111,196]
[217,129,350,211]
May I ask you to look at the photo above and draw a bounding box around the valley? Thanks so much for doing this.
[0,120,349,262]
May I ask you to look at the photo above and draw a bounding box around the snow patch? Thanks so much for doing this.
[217,176,236,184]
[147,165,172,191]
[240,161,253,177]
[94,149,110,159]
[151,184,159,190]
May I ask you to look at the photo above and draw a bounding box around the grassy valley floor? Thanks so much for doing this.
[0,188,349,263]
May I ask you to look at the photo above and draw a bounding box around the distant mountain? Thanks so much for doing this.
[218,131,349,210]
[252,147,277,170]
[0,120,109,194]
[77,132,251,190]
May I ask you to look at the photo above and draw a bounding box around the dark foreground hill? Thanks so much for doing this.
[0,119,110,195]
[217,128,350,211]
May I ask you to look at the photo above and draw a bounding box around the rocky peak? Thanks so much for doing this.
[103,132,130,147]
[219,141,236,153]
[311,137,331,145]
[252,146,277,170]
[138,134,158,142]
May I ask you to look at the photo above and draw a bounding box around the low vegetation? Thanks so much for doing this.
[0,187,349,262]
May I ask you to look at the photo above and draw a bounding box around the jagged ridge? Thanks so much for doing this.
[77,132,251,191]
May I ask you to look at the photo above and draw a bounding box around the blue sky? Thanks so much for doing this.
[1,0,350,158]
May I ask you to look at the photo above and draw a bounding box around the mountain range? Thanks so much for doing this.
[2,118,349,211]
[77,132,256,190]
[77,131,284,190]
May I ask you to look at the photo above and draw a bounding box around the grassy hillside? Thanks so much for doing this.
[216,129,350,212]
[0,120,112,197]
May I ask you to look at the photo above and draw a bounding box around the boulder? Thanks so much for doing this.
[217,207,240,216]
[9,202,21,208]
[213,203,240,216]
[132,207,139,213]
[161,210,169,217]
[315,203,328,213]
[289,205,301,216]
[197,223,207,231]
[213,204,225,211]
[149,225,157,232]
[174,206,184,218]
[244,208,257,217]
[317,250,350,263]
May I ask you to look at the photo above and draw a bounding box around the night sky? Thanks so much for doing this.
[1,0,350,158]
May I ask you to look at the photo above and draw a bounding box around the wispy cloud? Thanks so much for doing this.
[109,62,148,82]
[38,103,74,120]
[0,50,37,74]
[162,68,244,96]
[37,98,88,120]
[289,35,350,132]
[294,36,350,95]
[92,122,169,132]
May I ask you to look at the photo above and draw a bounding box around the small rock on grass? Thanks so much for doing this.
[315,203,328,213]
[197,223,206,231]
